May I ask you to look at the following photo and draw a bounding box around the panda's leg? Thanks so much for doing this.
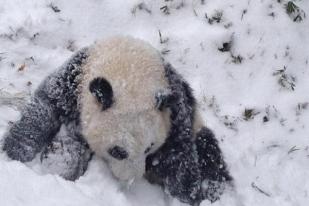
[2,97,61,162]
[195,127,232,202]
[40,131,93,181]
[2,48,89,163]
[147,62,203,205]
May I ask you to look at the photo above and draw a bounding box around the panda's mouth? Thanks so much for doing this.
[108,156,145,183]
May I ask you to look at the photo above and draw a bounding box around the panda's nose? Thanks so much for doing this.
[108,145,129,160]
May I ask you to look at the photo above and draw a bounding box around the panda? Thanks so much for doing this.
[2,36,232,205]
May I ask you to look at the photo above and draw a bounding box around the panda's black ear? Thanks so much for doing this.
[89,77,113,110]
[155,89,179,111]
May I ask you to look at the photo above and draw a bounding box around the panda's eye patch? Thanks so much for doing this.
[108,146,128,160]
[89,77,113,110]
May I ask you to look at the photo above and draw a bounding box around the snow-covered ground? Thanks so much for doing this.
[0,0,309,205]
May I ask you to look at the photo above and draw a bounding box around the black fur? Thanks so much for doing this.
[89,77,114,110]
[155,89,179,111]
[145,63,232,205]
[146,63,200,205]
[196,127,232,203]
[3,98,61,162]
[163,63,196,139]
[3,48,91,169]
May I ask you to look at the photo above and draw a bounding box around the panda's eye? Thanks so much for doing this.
[89,77,113,110]
[108,146,128,160]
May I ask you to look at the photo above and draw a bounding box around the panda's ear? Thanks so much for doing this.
[89,77,113,110]
[160,59,196,109]
[155,89,179,111]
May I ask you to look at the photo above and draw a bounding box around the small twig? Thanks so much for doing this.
[193,9,198,16]
[161,49,170,55]
[273,66,296,91]
[251,182,271,197]
[131,3,152,15]
[288,146,300,154]
[206,10,223,24]
[30,32,40,41]
[241,9,247,20]
[243,108,260,121]
[231,54,243,64]
[160,5,170,15]
[284,1,306,22]
[48,3,61,13]
[158,30,169,44]
[25,56,35,64]
[267,144,280,149]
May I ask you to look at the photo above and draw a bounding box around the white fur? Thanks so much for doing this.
[79,36,170,181]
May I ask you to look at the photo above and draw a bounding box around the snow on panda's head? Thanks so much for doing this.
[80,36,170,181]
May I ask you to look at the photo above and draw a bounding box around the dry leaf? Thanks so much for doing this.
[18,63,26,72]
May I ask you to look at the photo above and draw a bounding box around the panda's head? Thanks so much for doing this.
[80,36,171,182]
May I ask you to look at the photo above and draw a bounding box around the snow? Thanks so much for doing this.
[0,0,309,205]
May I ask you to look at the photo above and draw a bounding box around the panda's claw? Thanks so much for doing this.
[155,91,165,110]
[40,133,93,181]
[3,135,38,162]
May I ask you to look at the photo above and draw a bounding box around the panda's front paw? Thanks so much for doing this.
[40,134,92,181]
[146,138,203,206]
[3,135,38,162]
[155,89,179,111]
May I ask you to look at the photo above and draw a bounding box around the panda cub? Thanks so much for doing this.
[2,36,231,205]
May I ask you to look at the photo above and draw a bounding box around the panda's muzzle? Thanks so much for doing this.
[108,145,129,160]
